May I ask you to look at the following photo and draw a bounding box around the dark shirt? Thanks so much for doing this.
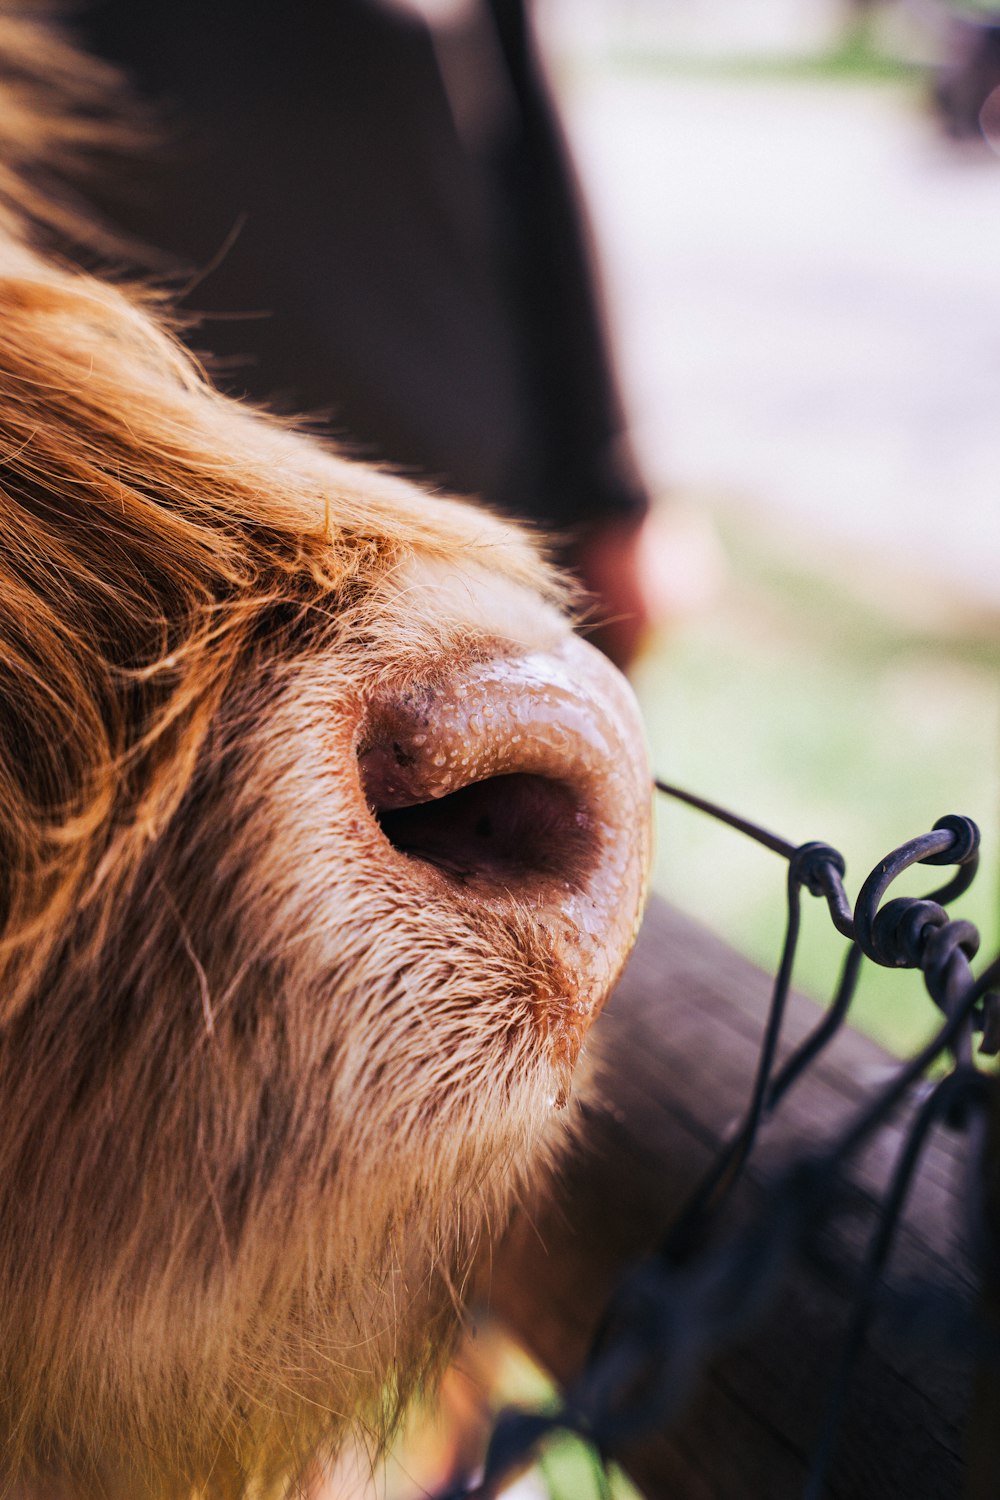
[81,0,649,538]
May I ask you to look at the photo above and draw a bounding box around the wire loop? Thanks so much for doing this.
[432,785,995,1500]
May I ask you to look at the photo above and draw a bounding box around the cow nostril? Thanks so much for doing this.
[357,635,650,1033]
[371,772,587,887]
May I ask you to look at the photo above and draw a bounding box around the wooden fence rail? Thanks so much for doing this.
[489,897,984,1499]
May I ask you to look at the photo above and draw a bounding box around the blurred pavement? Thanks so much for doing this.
[545,62,1000,608]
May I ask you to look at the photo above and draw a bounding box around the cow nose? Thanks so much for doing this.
[358,632,651,1053]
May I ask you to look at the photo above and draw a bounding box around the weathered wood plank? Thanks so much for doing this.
[488,897,979,1499]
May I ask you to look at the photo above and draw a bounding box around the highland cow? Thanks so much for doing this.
[0,13,651,1499]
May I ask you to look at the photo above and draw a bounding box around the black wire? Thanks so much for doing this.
[654,778,798,859]
[802,1068,987,1499]
[766,942,865,1113]
[429,793,996,1500]
[658,865,804,1261]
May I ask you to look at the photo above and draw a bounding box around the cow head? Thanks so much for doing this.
[0,20,651,1500]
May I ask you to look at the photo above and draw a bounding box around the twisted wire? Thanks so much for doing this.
[433,786,995,1500]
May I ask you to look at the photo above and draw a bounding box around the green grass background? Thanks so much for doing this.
[509,504,1000,1500]
[633,507,1000,1058]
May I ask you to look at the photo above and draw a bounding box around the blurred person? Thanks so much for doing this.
[932,4,1000,141]
[78,0,679,667]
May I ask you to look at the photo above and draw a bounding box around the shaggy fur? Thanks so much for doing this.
[0,13,645,1499]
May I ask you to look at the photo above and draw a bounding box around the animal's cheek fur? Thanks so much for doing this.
[0,656,569,1499]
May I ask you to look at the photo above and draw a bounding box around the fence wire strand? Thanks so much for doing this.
[431,781,996,1500]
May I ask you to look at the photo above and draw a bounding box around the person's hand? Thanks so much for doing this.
[570,506,722,670]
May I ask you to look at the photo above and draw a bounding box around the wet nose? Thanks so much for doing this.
[358,632,651,1044]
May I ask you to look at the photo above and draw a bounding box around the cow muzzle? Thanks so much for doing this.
[358,631,652,1077]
